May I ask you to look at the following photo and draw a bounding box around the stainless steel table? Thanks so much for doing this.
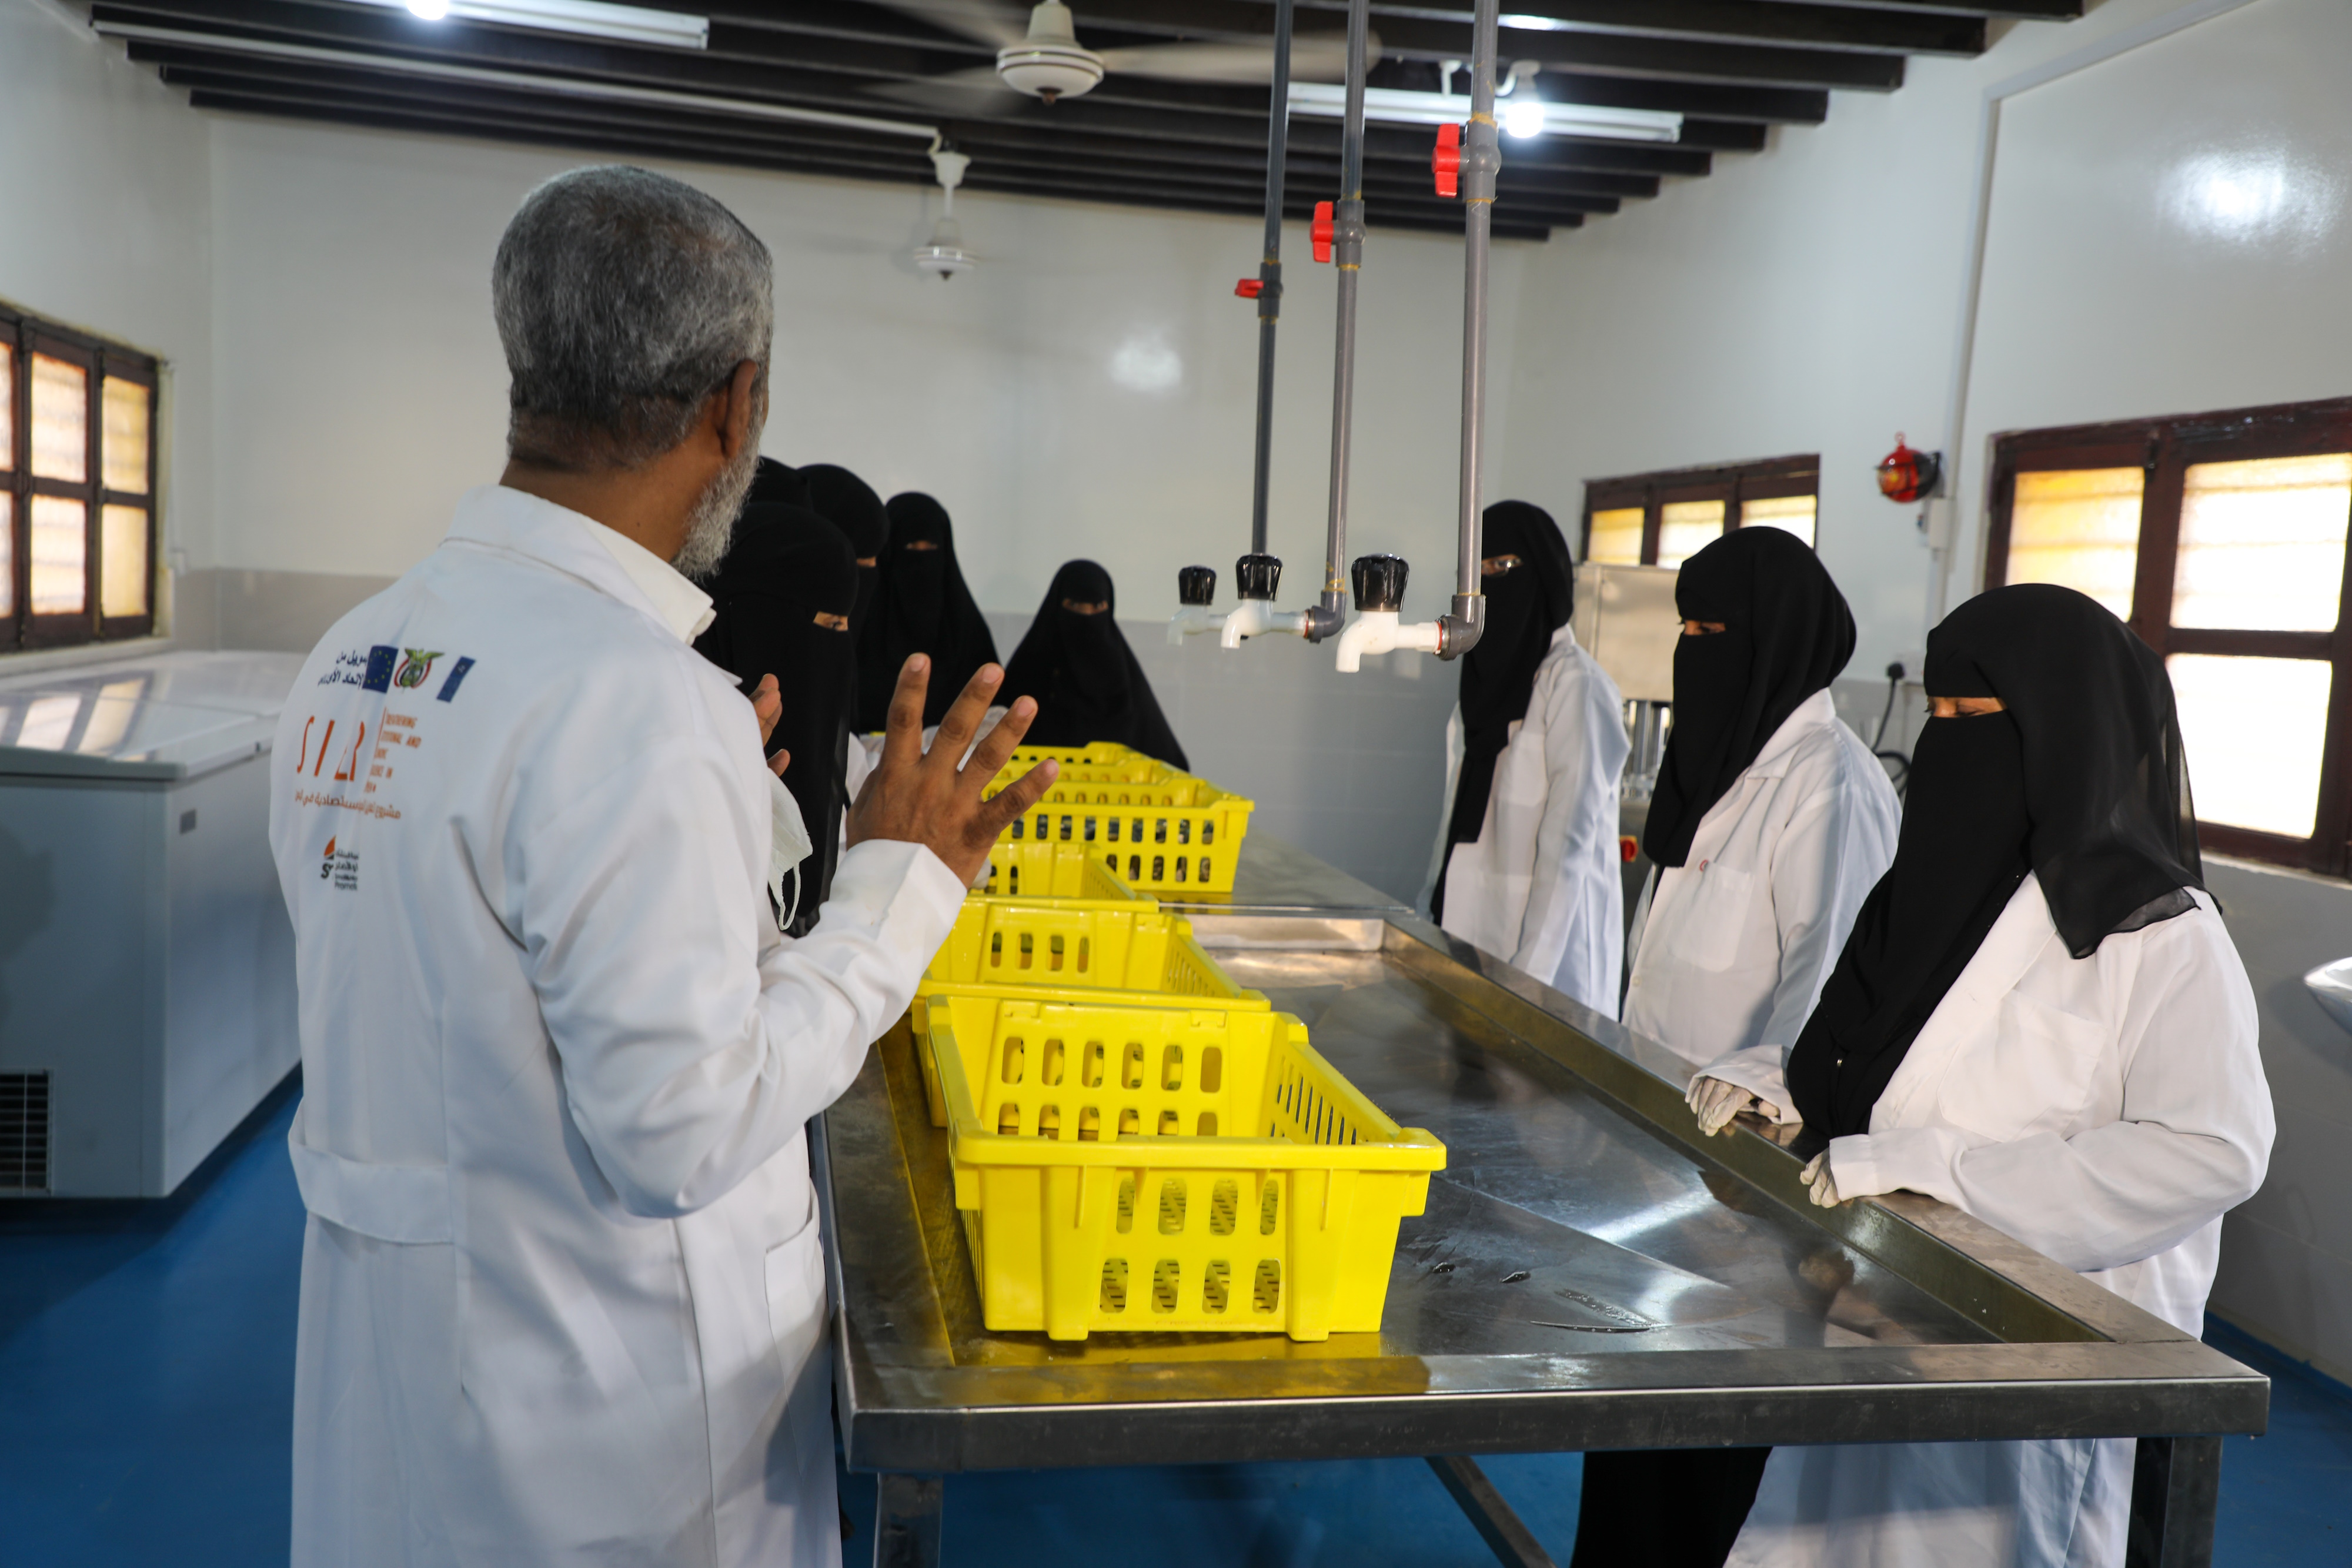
[820,837,2262,1567]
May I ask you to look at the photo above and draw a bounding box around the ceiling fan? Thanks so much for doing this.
[867,0,1364,108]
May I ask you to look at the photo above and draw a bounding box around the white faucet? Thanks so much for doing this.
[1219,597,1312,648]
[1334,609,1442,672]
[1166,606,1226,645]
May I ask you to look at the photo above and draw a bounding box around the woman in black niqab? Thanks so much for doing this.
[693,489,858,934]
[1784,584,2202,1156]
[799,463,891,633]
[860,492,1000,730]
[1643,526,1856,870]
[1001,560,1188,769]
[1431,500,1576,921]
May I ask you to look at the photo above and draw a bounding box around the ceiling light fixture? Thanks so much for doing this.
[1287,82,1678,143]
[361,0,708,51]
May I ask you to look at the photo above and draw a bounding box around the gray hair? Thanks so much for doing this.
[493,165,773,470]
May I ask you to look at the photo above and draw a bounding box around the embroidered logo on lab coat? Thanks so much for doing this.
[320,836,360,891]
[393,650,445,690]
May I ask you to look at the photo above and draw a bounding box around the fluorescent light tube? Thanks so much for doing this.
[350,0,709,51]
[1287,82,1679,143]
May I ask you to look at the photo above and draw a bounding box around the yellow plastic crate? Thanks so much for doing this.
[997,742,1170,784]
[985,755,1255,895]
[978,841,1147,902]
[921,899,1251,1004]
[922,993,1446,1342]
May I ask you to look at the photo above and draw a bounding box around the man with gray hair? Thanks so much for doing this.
[269,165,1054,1567]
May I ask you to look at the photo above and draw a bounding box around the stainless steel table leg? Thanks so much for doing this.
[873,1473,944,1568]
[2126,1435,2221,1568]
[1426,1455,1560,1568]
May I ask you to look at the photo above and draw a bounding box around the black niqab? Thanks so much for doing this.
[1785,584,2203,1153]
[799,463,890,634]
[746,455,810,510]
[860,492,1000,730]
[1432,500,1576,921]
[1001,560,1188,768]
[1643,527,1855,869]
[692,499,856,934]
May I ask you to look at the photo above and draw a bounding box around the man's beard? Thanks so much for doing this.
[671,439,760,581]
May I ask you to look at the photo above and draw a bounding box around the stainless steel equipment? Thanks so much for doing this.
[821,836,2262,1567]
[0,651,303,1197]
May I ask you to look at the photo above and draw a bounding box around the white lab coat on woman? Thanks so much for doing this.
[1622,690,1900,1072]
[1726,876,2273,1567]
[1430,626,1629,1014]
[268,485,964,1568]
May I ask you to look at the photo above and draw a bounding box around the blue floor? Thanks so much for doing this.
[5,1079,2348,1566]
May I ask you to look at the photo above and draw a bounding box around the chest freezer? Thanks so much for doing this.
[0,651,305,1196]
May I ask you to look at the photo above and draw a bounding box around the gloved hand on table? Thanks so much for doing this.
[1800,1151,1843,1208]
[1686,1075,1780,1137]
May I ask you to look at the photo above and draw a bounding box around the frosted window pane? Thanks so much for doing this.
[1741,493,1816,547]
[2006,467,2142,620]
[102,504,150,619]
[31,354,88,483]
[1657,499,1726,567]
[2168,653,2331,840]
[102,377,151,495]
[0,342,13,469]
[31,494,87,614]
[0,494,12,617]
[2171,453,2350,632]
[1588,506,1643,565]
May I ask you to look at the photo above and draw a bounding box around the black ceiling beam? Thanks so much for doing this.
[1048,0,1982,56]
[153,57,1662,202]
[711,4,1903,94]
[92,1,1832,122]
[1750,0,2076,18]
[182,89,1564,238]
[122,33,1729,182]
[176,71,1618,219]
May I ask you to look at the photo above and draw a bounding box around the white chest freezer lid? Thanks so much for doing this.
[0,651,305,781]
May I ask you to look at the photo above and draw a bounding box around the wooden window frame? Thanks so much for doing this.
[1582,454,1820,566]
[1987,396,2352,877]
[2,303,160,654]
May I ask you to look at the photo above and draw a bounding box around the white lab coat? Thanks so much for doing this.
[268,486,964,1568]
[1429,627,1629,1014]
[1728,877,2274,1567]
[1622,691,1900,1074]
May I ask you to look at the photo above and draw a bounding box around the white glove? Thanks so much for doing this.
[1687,1075,1780,1136]
[1800,1151,1842,1208]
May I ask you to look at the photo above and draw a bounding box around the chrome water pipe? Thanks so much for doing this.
[1305,0,1372,644]
[1437,0,1501,661]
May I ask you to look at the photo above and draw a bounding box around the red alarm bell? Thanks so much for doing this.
[1876,435,1942,505]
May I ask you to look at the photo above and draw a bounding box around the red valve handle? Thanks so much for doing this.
[1311,200,1335,264]
[1432,123,1461,199]
[1234,278,1264,299]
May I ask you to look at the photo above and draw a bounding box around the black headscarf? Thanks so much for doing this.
[1431,500,1576,921]
[1785,584,2203,1153]
[860,491,1000,730]
[692,499,857,934]
[1001,560,1188,769]
[1643,527,1855,869]
[746,455,811,510]
[799,463,890,634]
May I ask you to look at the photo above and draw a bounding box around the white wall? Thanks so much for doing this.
[0,1,216,600]
[203,112,1526,623]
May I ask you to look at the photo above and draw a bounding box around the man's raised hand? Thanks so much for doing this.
[845,656,1057,882]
